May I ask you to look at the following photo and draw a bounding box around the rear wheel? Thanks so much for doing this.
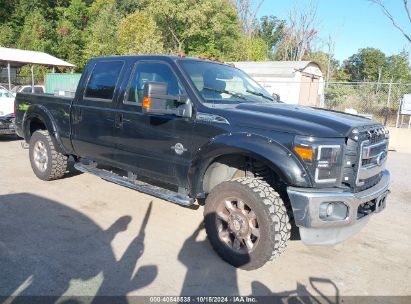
[29,130,68,181]
[204,177,290,270]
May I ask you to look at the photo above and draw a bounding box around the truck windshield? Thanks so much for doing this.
[0,89,14,98]
[179,60,276,107]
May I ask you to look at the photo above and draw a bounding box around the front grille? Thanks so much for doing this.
[342,125,388,192]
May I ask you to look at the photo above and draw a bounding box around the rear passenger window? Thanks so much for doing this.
[85,61,124,100]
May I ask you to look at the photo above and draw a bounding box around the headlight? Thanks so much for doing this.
[293,136,344,186]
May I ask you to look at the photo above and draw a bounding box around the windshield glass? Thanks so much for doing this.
[179,60,276,107]
[0,89,14,98]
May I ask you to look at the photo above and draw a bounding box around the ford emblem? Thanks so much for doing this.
[376,151,387,166]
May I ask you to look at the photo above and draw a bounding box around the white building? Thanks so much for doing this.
[233,61,324,107]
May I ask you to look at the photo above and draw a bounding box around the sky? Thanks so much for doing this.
[258,0,411,63]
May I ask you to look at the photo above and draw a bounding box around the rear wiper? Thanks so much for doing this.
[246,90,273,101]
[203,86,248,101]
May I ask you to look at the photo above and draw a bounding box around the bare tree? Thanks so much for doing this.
[232,0,265,37]
[326,35,336,83]
[277,1,319,61]
[369,0,411,43]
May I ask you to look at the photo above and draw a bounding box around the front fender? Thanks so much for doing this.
[23,104,68,154]
[188,132,312,197]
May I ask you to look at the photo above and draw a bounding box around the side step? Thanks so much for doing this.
[74,162,194,207]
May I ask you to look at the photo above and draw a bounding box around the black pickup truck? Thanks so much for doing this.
[15,55,390,270]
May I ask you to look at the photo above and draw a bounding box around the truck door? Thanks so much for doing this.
[113,60,193,187]
[71,60,125,164]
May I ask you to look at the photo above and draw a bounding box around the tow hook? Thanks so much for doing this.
[21,142,29,149]
[375,190,390,213]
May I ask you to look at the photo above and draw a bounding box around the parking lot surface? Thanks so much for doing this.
[0,136,410,300]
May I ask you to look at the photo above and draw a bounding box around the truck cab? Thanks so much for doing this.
[15,55,390,270]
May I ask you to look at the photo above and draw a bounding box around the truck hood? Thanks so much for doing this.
[0,97,15,116]
[0,97,14,116]
[227,103,376,137]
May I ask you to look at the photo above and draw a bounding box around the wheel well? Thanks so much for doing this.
[201,154,293,217]
[202,154,285,193]
[28,118,47,139]
[202,154,246,194]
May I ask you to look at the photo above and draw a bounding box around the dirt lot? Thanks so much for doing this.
[0,136,410,301]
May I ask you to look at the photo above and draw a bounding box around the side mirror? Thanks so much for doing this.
[271,93,280,101]
[142,82,192,118]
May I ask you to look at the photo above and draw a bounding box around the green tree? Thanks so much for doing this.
[383,51,411,82]
[117,11,164,55]
[0,0,16,24]
[344,48,386,81]
[257,15,284,53]
[53,19,85,69]
[232,36,268,61]
[0,23,16,47]
[60,0,89,30]
[147,0,241,59]
[116,0,150,15]
[334,68,351,81]
[184,0,241,59]
[16,9,53,52]
[52,0,93,69]
[83,3,122,60]
[18,65,52,83]
[88,0,116,20]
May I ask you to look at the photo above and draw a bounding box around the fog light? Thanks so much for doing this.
[319,202,348,221]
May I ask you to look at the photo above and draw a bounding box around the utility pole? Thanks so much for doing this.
[31,65,35,93]
[7,62,11,91]
[377,67,382,92]
[384,81,392,126]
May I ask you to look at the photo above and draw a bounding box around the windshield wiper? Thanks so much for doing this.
[203,86,248,101]
[246,90,273,101]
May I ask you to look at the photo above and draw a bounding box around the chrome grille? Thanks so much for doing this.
[343,125,388,192]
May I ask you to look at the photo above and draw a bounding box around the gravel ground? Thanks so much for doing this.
[0,136,410,301]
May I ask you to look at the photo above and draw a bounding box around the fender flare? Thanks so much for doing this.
[188,132,312,197]
[22,104,68,154]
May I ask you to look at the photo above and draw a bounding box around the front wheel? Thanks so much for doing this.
[204,177,291,270]
[29,130,68,181]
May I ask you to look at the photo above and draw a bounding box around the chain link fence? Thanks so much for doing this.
[324,82,411,127]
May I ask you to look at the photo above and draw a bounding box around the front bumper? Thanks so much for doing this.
[287,170,390,245]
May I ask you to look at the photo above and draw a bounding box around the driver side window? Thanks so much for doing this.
[125,62,185,109]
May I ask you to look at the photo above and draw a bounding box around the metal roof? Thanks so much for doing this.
[0,47,75,68]
[232,61,322,77]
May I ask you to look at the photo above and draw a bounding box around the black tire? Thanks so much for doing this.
[29,130,68,181]
[204,177,291,270]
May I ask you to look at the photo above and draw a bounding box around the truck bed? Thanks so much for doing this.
[15,93,73,146]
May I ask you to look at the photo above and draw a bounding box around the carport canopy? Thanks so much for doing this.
[0,47,75,92]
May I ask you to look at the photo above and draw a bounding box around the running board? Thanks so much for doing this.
[74,162,194,207]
